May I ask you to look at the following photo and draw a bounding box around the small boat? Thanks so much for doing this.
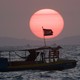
[0,46,77,72]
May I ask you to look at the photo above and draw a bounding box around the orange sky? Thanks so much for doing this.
[0,0,80,40]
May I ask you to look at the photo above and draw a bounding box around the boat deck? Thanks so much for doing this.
[6,59,77,71]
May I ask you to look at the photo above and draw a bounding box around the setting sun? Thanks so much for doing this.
[29,9,64,39]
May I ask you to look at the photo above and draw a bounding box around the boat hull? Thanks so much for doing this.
[0,59,77,72]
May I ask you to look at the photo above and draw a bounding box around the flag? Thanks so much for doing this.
[43,28,53,36]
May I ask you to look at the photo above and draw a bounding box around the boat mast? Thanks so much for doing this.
[42,27,46,47]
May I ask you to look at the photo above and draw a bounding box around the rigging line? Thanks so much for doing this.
[14,51,27,59]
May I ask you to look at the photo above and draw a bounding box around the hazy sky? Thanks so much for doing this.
[0,0,80,40]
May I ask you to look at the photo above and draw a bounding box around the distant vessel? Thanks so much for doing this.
[0,46,77,72]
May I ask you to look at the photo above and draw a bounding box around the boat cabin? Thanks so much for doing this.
[0,46,62,63]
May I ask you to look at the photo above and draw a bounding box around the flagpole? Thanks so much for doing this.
[43,34,46,47]
[42,27,46,47]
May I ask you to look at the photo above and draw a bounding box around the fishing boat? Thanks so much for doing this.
[0,27,77,72]
[0,46,77,72]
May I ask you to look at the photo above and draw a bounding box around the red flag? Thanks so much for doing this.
[43,28,53,36]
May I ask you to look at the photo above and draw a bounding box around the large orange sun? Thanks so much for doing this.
[29,9,64,39]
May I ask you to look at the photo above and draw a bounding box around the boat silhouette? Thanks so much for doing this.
[0,46,77,72]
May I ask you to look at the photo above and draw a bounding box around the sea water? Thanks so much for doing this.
[0,45,80,80]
